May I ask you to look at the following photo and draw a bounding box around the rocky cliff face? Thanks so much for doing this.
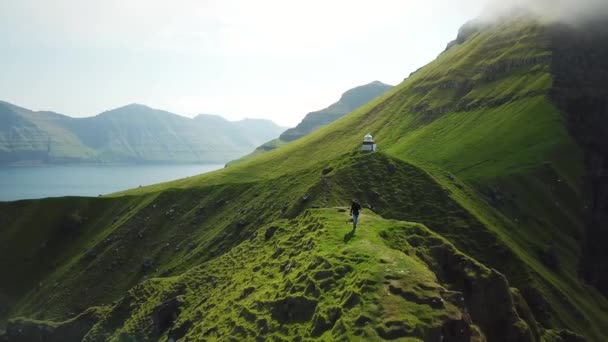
[549,19,608,296]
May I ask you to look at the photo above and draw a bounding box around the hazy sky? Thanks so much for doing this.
[1,0,490,126]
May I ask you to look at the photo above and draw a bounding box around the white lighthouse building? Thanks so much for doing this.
[361,133,377,152]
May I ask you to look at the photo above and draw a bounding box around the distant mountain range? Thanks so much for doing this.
[0,101,286,164]
[229,81,392,164]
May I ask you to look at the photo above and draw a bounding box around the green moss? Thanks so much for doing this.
[77,210,484,341]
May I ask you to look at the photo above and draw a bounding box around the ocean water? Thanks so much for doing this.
[0,164,224,201]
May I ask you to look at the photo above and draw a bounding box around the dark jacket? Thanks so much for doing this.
[350,202,361,215]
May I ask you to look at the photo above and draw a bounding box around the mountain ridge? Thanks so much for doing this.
[228,81,392,166]
[279,81,393,142]
[1,13,608,342]
[0,101,285,165]
[109,14,608,339]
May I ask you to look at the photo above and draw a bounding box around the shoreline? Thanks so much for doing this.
[0,163,224,201]
[1,161,226,168]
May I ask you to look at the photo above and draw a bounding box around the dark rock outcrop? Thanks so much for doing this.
[152,296,184,334]
[549,19,608,296]
[269,296,318,324]
[0,308,100,342]
[382,226,538,342]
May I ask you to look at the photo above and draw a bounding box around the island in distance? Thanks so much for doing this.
[0,101,286,165]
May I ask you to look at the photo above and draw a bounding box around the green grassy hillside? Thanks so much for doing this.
[2,209,542,341]
[2,13,607,342]
[1,152,605,341]
[130,16,565,189]
[279,81,393,143]
[229,81,392,166]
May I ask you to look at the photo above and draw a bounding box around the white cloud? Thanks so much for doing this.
[482,0,608,22]
[1,0,484,54]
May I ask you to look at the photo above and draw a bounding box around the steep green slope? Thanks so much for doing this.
[110,14,607,339]
[279,81,393,143]
[0,102,285,164]
[131,17,563,189]
[2,12,608,342]
[2,209,541,341]
[229,81,392,166]
[1,152,605,341]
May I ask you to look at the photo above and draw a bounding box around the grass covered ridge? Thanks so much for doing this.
[1,153,606,340]
[1,14,607,342]
[1,209,541,341]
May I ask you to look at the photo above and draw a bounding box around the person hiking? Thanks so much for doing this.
[350,199,362,231]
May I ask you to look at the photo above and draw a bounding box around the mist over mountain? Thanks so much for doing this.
[482,0,608,23]
[0,102,285,164]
